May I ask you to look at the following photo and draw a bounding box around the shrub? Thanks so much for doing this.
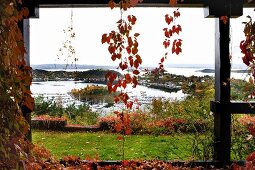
[65,103,99,126]
[34,95,64,117]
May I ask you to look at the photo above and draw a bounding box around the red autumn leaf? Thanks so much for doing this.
[108,45,116,54]
[133,69,140,75]
[161,57,165,63]
[127,15,131,22]
[117,135,123,140]
[119,62,128,70]
[174,9,181,18]
[132,76,138,88]
[111,54,117,61]
[132,16,137,25]
[125,74,132,83]
[116,53,122,59]
[122,80,127,89]
[128,56,134,67]
[126,46,131,54]
[172,39,182,55]
[128,37,133,47]
[101,34,108,44]
[163,40,170,49]
[165,14,173,25]
[132,47,138,55]
[247,152,255,161]
[136,54,142,64]
[115,124,122,132]
[134,33,140,37]
[122,93,129,104]
[107,84,112,93]
[163,28,169,38]
[134,60,139,69]
[127,101,133,109]
[175,47,182,55]
[220,16,228,24]
[114,96,120,103]
[125,128,132,135]
[172,25,182,34]
[128,15,137,25]
[114,111,119,115]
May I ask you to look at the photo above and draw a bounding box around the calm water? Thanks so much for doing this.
[31,67,248,114]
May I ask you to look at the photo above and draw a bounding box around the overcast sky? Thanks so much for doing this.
[29,7,254,67]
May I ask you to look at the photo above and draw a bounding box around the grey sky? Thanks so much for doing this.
[30,7,253,67]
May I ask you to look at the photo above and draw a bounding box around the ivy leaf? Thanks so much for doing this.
[165,15,173,25]
[134,33,140,37]
[122,80,127,89]
[101,34,108,44]
[133,69,140,75]
[161,57,165,63]
[117,135,123,140]
[125,74,132,83]
[132,47,138,55]
[174,9,181,18]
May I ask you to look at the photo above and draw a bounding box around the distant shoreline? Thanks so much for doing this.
[198,69,249,74]
[31,64,247,70]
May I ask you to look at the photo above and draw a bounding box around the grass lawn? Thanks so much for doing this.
[32,130,195,160]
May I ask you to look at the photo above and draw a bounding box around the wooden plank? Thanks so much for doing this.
[35,0,255,7]
[211,101,255,114]
[213,17,231,165]
[37,0,207,7]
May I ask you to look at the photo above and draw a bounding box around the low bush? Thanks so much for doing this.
[98,113,206,135]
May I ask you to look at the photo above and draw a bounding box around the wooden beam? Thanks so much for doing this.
[37,0,207,8]
[205,0,243,17]
[211,101,255,114]
[213,17,231,165]
[35,0,255,7]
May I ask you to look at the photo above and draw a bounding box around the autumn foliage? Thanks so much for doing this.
[240,15,255,98]
[0,0,35,168]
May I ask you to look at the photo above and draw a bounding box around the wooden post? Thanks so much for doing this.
[213,17,231,165]
[21,19,32,141]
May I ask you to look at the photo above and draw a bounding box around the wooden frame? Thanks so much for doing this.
[22,0,255,166]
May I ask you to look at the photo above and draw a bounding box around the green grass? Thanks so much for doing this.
[32,130,195,160]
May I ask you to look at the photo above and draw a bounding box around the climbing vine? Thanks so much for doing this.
[240,15,255,98]
[0,0,34,168]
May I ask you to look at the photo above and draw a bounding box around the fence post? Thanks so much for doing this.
[213,17,231,165]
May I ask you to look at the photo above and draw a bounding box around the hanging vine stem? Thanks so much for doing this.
[156,8,183,75]
[102,0,183,161]
[57,8,77,68]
